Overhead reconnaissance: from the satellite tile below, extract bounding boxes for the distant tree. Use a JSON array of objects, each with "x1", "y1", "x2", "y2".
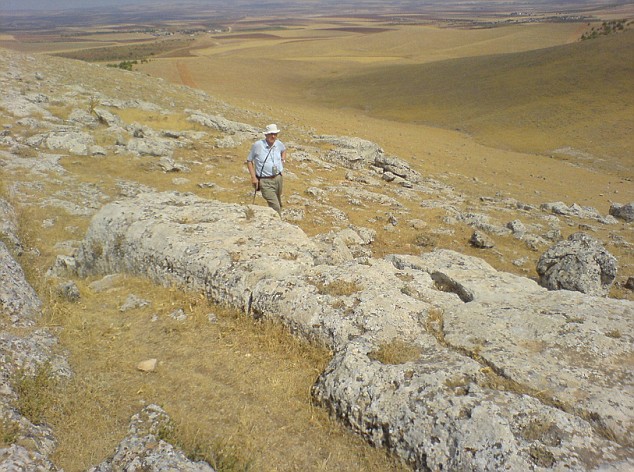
[
  {"x1": 581, "y1": 19, "x2": 630, "y2": 40},
  {"x1": 107, "y1": 60, "x2": 139, "y2": 71}
]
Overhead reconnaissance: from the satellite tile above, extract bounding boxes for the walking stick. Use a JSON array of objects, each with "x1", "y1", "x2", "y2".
[{"x1": 252, "y1": 179, "x2": 259, "y2": 203}]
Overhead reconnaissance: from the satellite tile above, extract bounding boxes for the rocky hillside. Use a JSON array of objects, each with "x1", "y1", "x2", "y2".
[{"x1": 0, "y1": 48, "x2": 632, "y2": 470}]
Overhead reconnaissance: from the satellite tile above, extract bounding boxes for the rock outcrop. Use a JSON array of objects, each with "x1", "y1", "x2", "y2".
[
  {"x1": 0, "y1": 200, "x2": 217, "y2": 471},
  {"x1": 89, "y1": 404, "x2": 216, "y2": 472},
  {"x1": 0, "y1": 231, "x2": 68, "y2": 469},
  {"x1": 61, "y1": 191, "x2": 633, "y2": 471}
]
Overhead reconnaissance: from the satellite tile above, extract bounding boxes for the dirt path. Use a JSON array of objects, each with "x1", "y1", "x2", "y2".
[{"x1": 176, "y1": 61, "x2": 197, "y2": 88}]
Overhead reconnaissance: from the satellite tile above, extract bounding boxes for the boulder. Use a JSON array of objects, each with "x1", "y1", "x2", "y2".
[
  {"x1": 536, "y1": 232, "x2": 618, "y2": 296},
  {"x1": 541, "y1": 201, "x2": 617, "y2": 224},
  {"x1": 26, "y1": 129, "x2": 95, "y2": 155},
  {"x1": 374, "y1": 154, "x2": 422, "y2": 184},
  {"x1": 469, "y1": 230, "x2": 494, "y2": 248},
  {"x1": 93, "y1": 107, "x2": 123, "y2": 127},
  {"x1": 609, "y1": 202, "x2": 634, "y2": 222},
  {"x1": 126, "y1": 136, "x2": 174, "y2": 157},
  {"x1": 186, "y1": 109, "x2": 257, "y2": 135}
]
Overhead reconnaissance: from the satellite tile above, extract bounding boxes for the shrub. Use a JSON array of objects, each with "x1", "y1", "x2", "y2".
[
  {"x1": 11, "y1": 363, "x2": 56, "y2": 425},
  {"x1": 107, "y1": 60, "x2": 139, "y2": 71}
]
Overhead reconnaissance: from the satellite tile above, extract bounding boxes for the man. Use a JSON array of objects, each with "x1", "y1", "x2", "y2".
[{"x1": 246, "y1": 123, "x2": 287, "y2": 215}]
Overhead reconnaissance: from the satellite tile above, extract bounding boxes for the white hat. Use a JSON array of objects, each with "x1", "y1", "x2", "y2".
[{"x1": 263, "y1": 123, "x2": 281, "y2": 135}]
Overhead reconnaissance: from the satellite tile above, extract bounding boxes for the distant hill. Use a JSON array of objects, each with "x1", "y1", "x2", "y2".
[{"x1": 314, "y1": 29, "x2": 634, "y2": 174}]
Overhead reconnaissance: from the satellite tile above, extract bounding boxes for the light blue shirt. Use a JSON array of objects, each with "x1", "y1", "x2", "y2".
[{"x1": 247, "y1": 139, "x2": 286, "y2": 178}]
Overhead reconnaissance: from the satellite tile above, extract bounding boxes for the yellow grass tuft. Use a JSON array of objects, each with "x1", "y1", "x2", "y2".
[{"x1": 368, "y1": 340, "x2": 422, "y2": 365}]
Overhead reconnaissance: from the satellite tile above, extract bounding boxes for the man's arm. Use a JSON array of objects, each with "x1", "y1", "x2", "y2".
[{"x1": 246, "y1": 160, "x2": 259, "y2": 188}]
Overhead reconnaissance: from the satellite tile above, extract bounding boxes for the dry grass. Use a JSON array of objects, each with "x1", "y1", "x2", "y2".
[
  {"x1": 10, "y1": 363, "x2": 57, "y2": 426},
  {"x1": 310, "y1": 29, "x2": 634, "y2": 175},
  {"x1": 313, "y1": 279, "x2": 362, "y2": 297},
  {"x1": 368, "y1": 340, "x2": 422, "y2": 365},
  {"x1": 35, "y1": 275, "x2": 408, "y2": 471}
]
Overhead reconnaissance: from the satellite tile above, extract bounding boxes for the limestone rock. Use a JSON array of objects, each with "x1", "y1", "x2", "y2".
[
  {"x1": 93, "y1": 107, "x2": 122, "y2": 127},
  {"x1": 469, "y1": 230, "x2": 494, "y2": 248},
  {"x1": 120, "y1": 294, "x2": 150, "y2": 312},
  {"x1": 507, "y1": 218, "x2": 527, "y2": 236},
  {"x1": 56, "y1": 280, "x2": 80, "y2": 302},
  {"x1": 0, "y1": 241, "x2": 42, "y2": 326},
  {"x1": 374, "y1": 154, "x2": 421, "y2": 184},
  {"x1": 126, "y1": 136, "x2": 174, "y2": 157},
  {"x1": 71, "y1": 194, "x2": 633, "y2": 470},
  {"x1": 536, "y1": 232, "x2": 618, "y2": 296},
  {"x1": 0, "y1": 444, "x2": 62, "y2": 472},
  {"x1": 88, "y1": 404, "x2": 215, "y2": 472},
  {"x1": 69, "y1": 108, "x2": 100, "y2": 127},
  {"x1": 541, "y1": 201, "x2": 615, "y2": 224},
  {"x1": 88, "y1": 274, "x2": 123, "y2": 293},
  {"x1": 0, "y1": 239, "x2": 72, "y2": 471},
  {"x1": 186, "y1": 109, "x2": 257, "y2": 134},
  {"x1": 137, "y1": 358, "x2": 158, "y2": 372},
  {"x1": 0, "y1": 197, "x2": 22, "y2": 252},
  {"x1": 313, "y1": 134, "x2": 383, "y2": 170},
  {"x1": 31, "y1": 129, "x2": 95, "y2": 155}
]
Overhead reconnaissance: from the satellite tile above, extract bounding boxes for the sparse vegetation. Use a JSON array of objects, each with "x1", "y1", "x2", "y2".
[
  {"x1": 88, "y1": 96, "x2": 98, "y2": 115},
  {"x1": 54, "y1": 39, "x2": 192, "y2": 62},
  {"x1": 313, "y1": 279, "x2": 362, "y2": 296},
  {"x1": 581, "y1": 20, "x2": 632, "y2": 40},
  {"x1": 0, "y1": 419, "x2": 20, "y2": 446},
  {"x1": 11, "y1": 363, "x2": 57, "y2": 426},
  {"x1": 107, "y1": 60, "x2": 138, "y2": 71}
]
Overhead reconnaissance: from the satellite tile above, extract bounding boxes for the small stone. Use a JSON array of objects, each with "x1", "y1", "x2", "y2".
[
  {"x1": 120, "y1": 294, "x2": 150, "y2": 312},
  {"x1": 57, "y1": 281, "x2": 80, "y2": 302},
  {"x1": 170, "y1": 308, "x2": 187, "y2": 321},
  {"x1": 89, "y1": 274, "x2": 123, "y2": 292},
  {"x1": 137, "y1": 358, "x2": 158, "y2": 372}
]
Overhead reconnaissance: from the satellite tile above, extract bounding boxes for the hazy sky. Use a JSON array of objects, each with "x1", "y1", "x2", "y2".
[{"x1": 0, "y1": 0, "x2": 603, "y2": 13}]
